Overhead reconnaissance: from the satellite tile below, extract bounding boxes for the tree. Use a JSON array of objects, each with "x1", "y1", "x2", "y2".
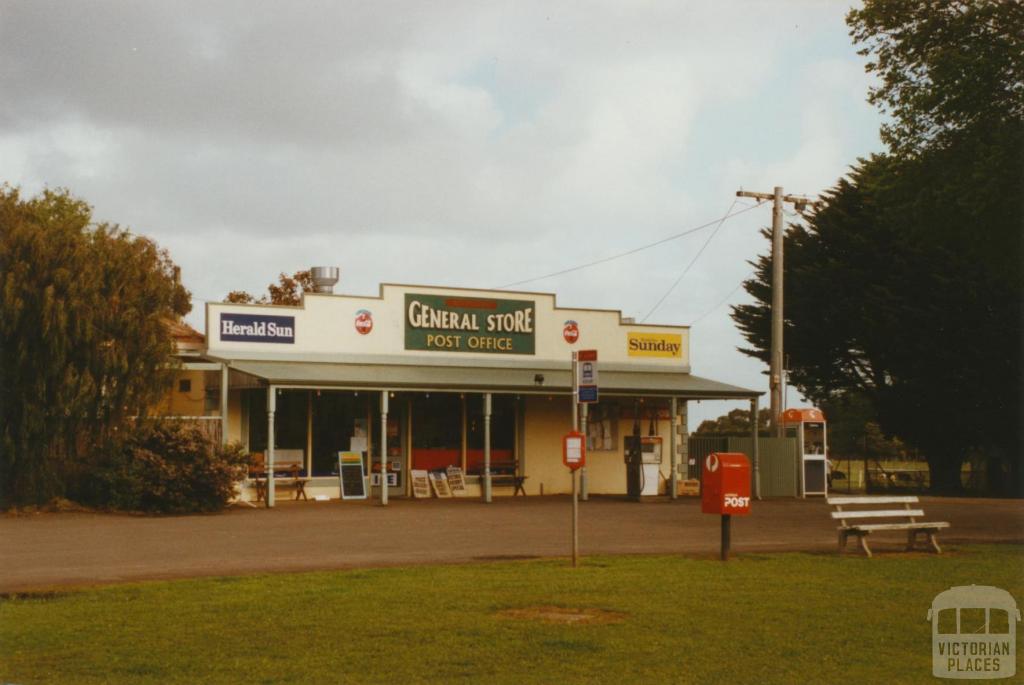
[
  {"x1": 695, "y1": 408, "x2": 769, "y2": 436},
  {"x1": 225, "y1": 270, "x2": 315, "y2": 305},
  {"x1": 0, "y1": 186, "x2": 190, "y2": 506},
  {"x1": 848, "y1": 0, "x2": 1023, "y2": 157},
  {"x1": 732, "y1": 2, "x2": 1022, "y2": 494}
]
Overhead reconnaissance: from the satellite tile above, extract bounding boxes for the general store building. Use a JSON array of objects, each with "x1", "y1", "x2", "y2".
[{"x1": 193, "y1": 271, "x2": 761, "y2": 506}]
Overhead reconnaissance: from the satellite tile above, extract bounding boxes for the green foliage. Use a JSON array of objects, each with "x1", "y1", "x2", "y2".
[
  {"x1": 732, "y1": 3, "x2": 1022, "y2": 494},
  {"x1": 819, "y1": 393, "x2": 906, "y2": 460},
  {"x1": 225, "y1": 269, "x2": 314, "y2": 305},
  {"x1": 694, "y1": 408, "x2": 769, "y2": 436},
  {"x1": 74, "y1": 422, "x2": 249, "y2": 514},
  {"x1": 848, "y1": 0, "x2": 1023, "y2": 156},
  {"x1": 0, "y1": 185, "x2": 190, "y2": 506}
]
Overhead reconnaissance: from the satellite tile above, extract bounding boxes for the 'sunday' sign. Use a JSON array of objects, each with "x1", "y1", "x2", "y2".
[
  {"x1": 405, "y1": 294, "x2": 535, "y2": 354},
  {"x1": 220, "y1": 313, "x2": 295, "y2": 344},
  {"x1": 627, "y1": 331, "x2": 682, "y2": 358}
]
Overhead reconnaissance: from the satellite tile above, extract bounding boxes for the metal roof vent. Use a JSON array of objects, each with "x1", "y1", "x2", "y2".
[{"x1": 310, "y1": 266, "x2": 339, "y2": 293}]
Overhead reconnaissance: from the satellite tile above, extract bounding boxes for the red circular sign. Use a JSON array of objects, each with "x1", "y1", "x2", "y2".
[
  {"x1": 355, "y1": 309, "x2": 373, "y2": 335},
  {"x1": 563, "y1": 320, "x2": 579, "y2": 344}
]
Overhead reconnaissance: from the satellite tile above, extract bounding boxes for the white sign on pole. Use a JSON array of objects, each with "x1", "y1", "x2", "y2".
[{"x1": 565, "y1": 436, "x2": 583, "y2": 465}]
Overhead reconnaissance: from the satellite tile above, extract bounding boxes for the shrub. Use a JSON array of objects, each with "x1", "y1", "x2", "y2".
[{"x1": 75, "y1": 422, "x2": 249, "y2": 514}]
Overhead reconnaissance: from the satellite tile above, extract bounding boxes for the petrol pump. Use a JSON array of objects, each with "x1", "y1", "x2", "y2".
[
  {"x1": 781, "y1": 407, "x2": 828, "y2": 496},
  {"x1": 625, "y1": 405, "x2": 663, "y2": 499}
]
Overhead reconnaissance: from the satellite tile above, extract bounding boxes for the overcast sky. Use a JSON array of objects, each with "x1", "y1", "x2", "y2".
[{"x1": 1, "y1": 1, "x2": 882, "y2": 426}]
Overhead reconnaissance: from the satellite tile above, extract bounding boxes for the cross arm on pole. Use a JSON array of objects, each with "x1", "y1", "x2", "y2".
[{"x1": 736, "y1": 190, "x2": 822, "y2": 210}]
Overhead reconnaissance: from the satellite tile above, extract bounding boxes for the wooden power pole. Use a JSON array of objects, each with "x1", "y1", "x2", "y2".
[{"x1": 736, "y1": 187, "x2": 820, "y2": 436}]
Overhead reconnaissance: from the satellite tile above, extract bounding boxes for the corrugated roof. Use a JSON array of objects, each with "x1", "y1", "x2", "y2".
[{"x1": 227, "y1": 360, "x2": 760, "y2": 399}]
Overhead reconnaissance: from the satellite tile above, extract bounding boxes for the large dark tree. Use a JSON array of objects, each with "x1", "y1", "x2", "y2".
[
  {"x1": 732, "y1": 1, "x2": 1022, "y2": 494},
  {"x1": 848, "y1": 0, "x2": 1023, "y2": 157},
  {"x1": 0, "y1": 186, "x2": 190, "y2": 506}
]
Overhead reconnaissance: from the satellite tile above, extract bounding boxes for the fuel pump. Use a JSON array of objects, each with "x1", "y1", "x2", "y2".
[{"x1": 625, "y1": 402, "x2": 643, "y2": 499}]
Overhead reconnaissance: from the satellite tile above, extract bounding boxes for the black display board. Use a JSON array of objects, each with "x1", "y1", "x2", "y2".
[{"x1": 337, "y1": 452, "x2": 367, "y2": 500}]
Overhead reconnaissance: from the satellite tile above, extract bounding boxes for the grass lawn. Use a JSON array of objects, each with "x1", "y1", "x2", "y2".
[{"x1": 2, "y1": 545, "x2": 1022, "y2": 684}]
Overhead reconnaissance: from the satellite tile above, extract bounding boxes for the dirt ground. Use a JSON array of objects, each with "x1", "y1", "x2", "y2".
[{"x1": 1, "y1": 495, "x2": 1021, "y2": 592}]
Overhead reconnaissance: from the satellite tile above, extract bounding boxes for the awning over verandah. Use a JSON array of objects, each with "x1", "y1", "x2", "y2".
[{"x1": 224, "y1": 359, "x2": 759, "y2": 400}]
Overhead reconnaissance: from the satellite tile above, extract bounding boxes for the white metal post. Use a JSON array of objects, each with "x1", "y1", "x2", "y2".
[
  {"x1": 483, "y1": 393, "x2": 492, "y2": 503},
  {"x1": 306, "y1": 391, "x2": 313, "y2": 476},
  {"x1": 266, "y1": 386, "x2": 276, "y2": 508},
  {"x1": 751, "y1": 396, "x2": 762, "y2": 500},
  {"x1": 220, "y1": 363, "x2": 229, "y2": 446},
  {"x1": 669, "y1": 397, "x2": 678, "y2": 500},
  {"x1": 380, "y1": 390, "x2": 389, "y2": 506}
]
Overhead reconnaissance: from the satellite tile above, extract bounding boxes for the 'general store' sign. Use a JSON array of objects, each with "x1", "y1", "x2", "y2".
[{"x1": 405, "y1": 294, "x2": 535, "y2": 354}]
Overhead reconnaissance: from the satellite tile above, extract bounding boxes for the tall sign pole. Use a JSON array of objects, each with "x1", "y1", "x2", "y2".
[
  {"x1": 569, "y1": 350, "x2": 597, "y2": 567},
  {"x1": 736, "y1": 188, "x2": 820, "y2": 436}
]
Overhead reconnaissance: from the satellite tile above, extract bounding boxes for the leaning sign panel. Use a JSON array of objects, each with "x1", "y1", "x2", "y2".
[{"x1": 404, "y1": 294, "x2": 536, "y2": 355}]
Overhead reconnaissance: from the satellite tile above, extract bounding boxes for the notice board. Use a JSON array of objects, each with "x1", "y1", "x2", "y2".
[{"x1": 337, "y1": 451, "x2": 367, "y2": 500}]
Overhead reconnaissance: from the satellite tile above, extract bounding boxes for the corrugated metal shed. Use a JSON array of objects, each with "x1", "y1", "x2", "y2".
[{"x1": 728, "y1": 437, "x2": 798, "y2": 498}]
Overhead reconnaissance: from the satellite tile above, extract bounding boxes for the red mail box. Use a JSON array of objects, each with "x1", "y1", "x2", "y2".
[{"x1": 701, "y1": 452, "x2": 751, "y2": 515}]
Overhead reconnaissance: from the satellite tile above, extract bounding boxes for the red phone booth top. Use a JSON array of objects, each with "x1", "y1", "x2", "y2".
[
  {"x1": 781, "y1": 408, "x2": 825, "y2": 424},
  {"x1": 701, "y1": 452, "x2": 751, "y2": 516}
]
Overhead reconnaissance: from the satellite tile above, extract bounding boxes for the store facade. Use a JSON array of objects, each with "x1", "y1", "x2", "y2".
[{"x1": 201, "y1": 280, "x2": 761, "y2": 506}]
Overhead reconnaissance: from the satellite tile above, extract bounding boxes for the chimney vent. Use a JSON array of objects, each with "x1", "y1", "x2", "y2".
[{"x1": 310, "y1": 266, "x2": 339, "y2": 293}]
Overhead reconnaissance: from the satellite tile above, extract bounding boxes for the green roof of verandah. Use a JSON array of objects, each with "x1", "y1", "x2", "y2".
[{"x1": 225, "y1": 360, "x2": 761, "y2": 400}]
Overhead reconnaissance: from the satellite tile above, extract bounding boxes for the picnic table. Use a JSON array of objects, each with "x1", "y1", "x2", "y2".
[{"x1": 249, "y1": 454, "x2": 310, "y2": 502}]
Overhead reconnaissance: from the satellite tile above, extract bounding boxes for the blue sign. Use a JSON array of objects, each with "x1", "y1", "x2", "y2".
[
  {"x1": 578, "y1": 385, "x2": 599, "y2": 403},
  {"x1": 220, "y1": 313, "x2": 295, "y2": 343}
]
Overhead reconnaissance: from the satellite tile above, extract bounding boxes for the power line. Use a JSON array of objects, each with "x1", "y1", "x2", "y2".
[
  {"x1": 493, "y1": 201, "x2": 766, "y2": 289},
  {"x1": 640, "y1": 199, "x2": 738, "y2": 323},
  {"x1": 689, "y1": 278, "x2": 748, "y2": 327}
]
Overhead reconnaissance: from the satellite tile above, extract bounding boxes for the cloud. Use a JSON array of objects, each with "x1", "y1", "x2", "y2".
[{"x1": 0, "y1": 0, "x2": 879, "y2": 426}]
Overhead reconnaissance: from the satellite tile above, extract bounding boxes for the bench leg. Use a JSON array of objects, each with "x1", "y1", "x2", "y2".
[
  {"x1": 927, "y1": 532, "x2": 942, "y2": 554},
  {"x1": 858, "y1": 533, "x2": 873, "y2": 558}
]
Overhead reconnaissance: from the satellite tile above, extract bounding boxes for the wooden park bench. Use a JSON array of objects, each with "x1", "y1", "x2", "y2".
[
  {"x1": 249, "y1": 452, "x2": 310, "y2": 503},
  {"x1": 827, "y1": 495, "x2": 950, "y2": 558},
  {"x1": 469, "y1": 460, "x2": 528, "y2": 496}
]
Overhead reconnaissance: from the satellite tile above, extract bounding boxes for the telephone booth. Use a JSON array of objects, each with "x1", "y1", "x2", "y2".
[{"x1": 782, "y1": 408, "x2": 827, "y2": 497}]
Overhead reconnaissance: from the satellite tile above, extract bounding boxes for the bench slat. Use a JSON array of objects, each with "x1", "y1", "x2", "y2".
[
  {"x1": 839, "y1": 522, "x2": 949, "y2": 532},
  {"x1": 831, "y1": 509, "x2": 925, "y2": 520},
  {"x1": 827, "y1": 496, "x2": 919, "y2": 505}
]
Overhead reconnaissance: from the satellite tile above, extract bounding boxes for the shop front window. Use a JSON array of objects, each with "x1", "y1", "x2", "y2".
[
  {"x1": 467, "y1": 394, "x2": 514, "y2": 473},
  {"x1": 311, "y1": 391, "x2": 369, "y2": 477},
  {"x1": 245, "y1": 389, "x2": 308, "y2": 470},
  {"x1": 411, "y1": 393, "x2": 462, "y2": 470}
]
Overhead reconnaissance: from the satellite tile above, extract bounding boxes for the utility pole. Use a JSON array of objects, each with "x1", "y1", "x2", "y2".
[{"x1": 736, "y1": 187, "x2": 820, "y2": 436}]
